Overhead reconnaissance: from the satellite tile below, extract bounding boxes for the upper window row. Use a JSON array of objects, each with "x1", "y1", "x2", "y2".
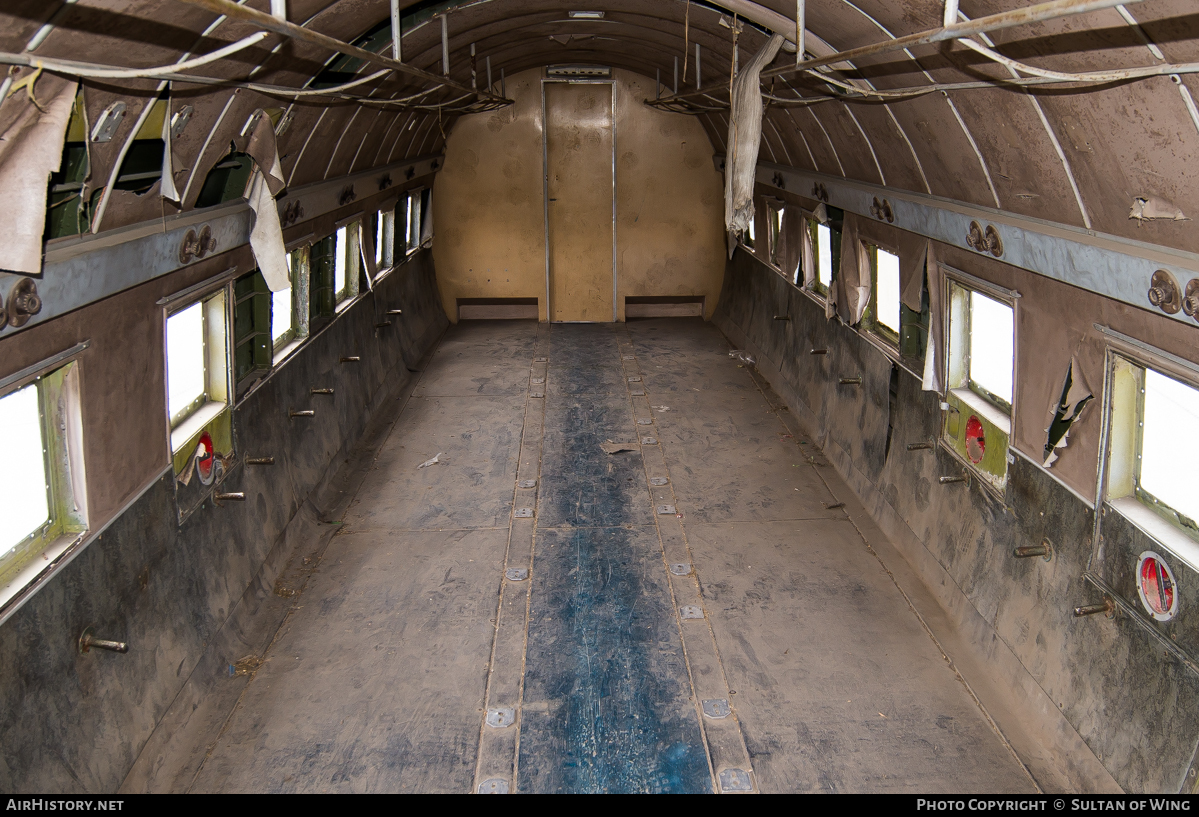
[
  {"x1": 756, "y1": 199, "x2": 1199, "y2": 580},
  {"x1": 167, "y1": 191, "x2": 430, "y2": 445}
]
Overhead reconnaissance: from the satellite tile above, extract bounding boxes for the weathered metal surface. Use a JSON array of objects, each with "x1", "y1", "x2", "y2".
[
  {"x1": 0, "y1": 157, "x2": 441, "y2": 337},
  {"x1": 711, "y1": 249, "x2": 1199, "y2": 792},
  {"x1": 517, "y1": 323, "x2": 710, "y2": 793},
  {"x1": 756, "y1": 161, "x2": 1199, "y2": 327},
  {"x1": 0, "y1": 254, "x2": 449, "y2": 792}
]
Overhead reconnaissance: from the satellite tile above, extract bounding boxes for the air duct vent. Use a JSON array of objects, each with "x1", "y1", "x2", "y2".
[{"x1": 547, "y1": 64, "x2": 611, "y2": 78}]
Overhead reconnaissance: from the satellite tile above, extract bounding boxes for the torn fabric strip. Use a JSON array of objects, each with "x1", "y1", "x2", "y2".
[
  {"x1": 724, "y1": 33, "x2": 784, "y2": 237},
  {"x1": 238, "y1": 110, "x2": 289, "y2": 292},
  {"x1": 1043, "y1": 355, "x2": 1094, "y2": 467},
  {"x1": 922, "y1": 241, "x2": 943, "y2": 393},
  {"x1": 0, "y1": 75, "x2": 78, "y2": 274}
]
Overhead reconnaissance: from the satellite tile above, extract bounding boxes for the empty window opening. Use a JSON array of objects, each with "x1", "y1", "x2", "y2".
[
  {"x1": 1140, "y1": 369, "x2": 1199, "y2": 527},
  {"x1": 166, "y1": 291, "x2": 228, "y2": 450},
  {"x1": 1, "y1": 385, "x2": 50, "y2": 558},
  {"x1": 1105, "y1": 354, "x2": 1199, "y2": 569},
  {"x1": 968, "y1": 290, "x2": 1014, "y2": 409},
  {"x1": 376, "y1": 209, "x2": 395, "y2": 270},
  {"x1": 944, "y1": 275, "x2": 1015, "y2": 491},
  {"x1": 405, "y1": 191, "x2": 423, "y2": 254},
  {"x1": 875, "y1": 248, "x2": 901, "y2": 336},
  {"x1": 167, "y1": 301, "x2": 207, "y2": 424},
  {"x1": 865, "y1": 244, "x2": 901, "y2": 344},
  {"x1": 335, "y1": 222, "x2": 361, "y2": 305},
  {"x1": 334, "y1": 225, "x2": 348, "y2": 298},
  {"x1": 0, "y1": 361, "x2": 88, "y2": 597},
  {"x1": 807, "y1": 219, "x2": 838, "y2": 296},
  {"x1": 420, "y1": 188, "x2": 433, "y2": 246},
  {"x1": 273, "y1": 257, "x2": 295, "y2": 347}
]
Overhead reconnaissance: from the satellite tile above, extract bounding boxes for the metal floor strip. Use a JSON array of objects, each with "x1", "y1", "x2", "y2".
[
  {"x1": 617, "y1": 326, "x2": 758, "y2": 794},
  {"x1": 472, "y1": 322, "x2": 551, "y2": 793}
]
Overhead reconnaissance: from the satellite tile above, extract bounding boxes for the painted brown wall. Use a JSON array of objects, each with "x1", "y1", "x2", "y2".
[
  {"x1": 0, "y1": 182, "x2": 431, "y2": 537},
  {"x1": 432, "y1": 68, "x2": 725, "y2": 322}
]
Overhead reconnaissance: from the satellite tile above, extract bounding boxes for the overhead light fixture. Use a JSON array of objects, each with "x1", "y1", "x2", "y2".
[{"x1": 568, "y1": 11, "x2": 605, "y2": 19}]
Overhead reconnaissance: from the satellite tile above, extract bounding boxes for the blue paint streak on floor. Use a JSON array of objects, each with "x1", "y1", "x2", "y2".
[
  {"x1": 519, "y1": 526, "x2": 710, "y2": 793},
  {"x1": 517, "y1": 325, "x2": 710, "y2": 793}
]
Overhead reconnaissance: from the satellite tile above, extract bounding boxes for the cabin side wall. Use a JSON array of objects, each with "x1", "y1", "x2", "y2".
[
  {"x1": 0, "y1": 241, "x2": 448, "y2": 793},
  {"x1": 714, "y1": 242, "x2": 1199, "y2": 794}
]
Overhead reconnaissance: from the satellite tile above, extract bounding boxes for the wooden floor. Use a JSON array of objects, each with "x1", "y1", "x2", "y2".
[{"x1": 188, "y1": 319, "x2": 1037, "y2": 793}]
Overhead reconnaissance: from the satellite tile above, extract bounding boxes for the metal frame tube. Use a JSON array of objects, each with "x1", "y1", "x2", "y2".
[
  {"x1": 391, "y1": 0, "x2": 402, "y2": 61},
  {"x1": 662, "y1": 0, "x2": 1143, "y2": 103},
  {"x1": 172, "y1": 0, "x2": 501, "y2": 101}
]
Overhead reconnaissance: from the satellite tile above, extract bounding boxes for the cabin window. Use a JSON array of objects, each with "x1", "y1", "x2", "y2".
[
  {"x1": 310, "y1": 234, "x2": 337, "y2": 324},
  {"x1": 334, "y1": 225, "x2": 348, "y2": 300},
  {"x1": 233, "y1": 271, "x2": 272, "y2": 392},
  {"x1": 766, "y1": 200, "x2": 785, "y2": 269},
  {"x1": 807, "y1": 219, "x2": 838, "y2": 297},
  {"x1": 309, "y1": 225, "x2": 359, "y2": 326},
  {"x1": 420, "y1": 188, "x2": 433, "y2": 246},
  {"x1": 376, "y1": 209, "x2": 395, "y2": 271},
  {"x1": 404, "y1": 191, "x2": 423, "y2": 255},
  {"x1": 966, "y1": 290, "x2": 1014, "y2": 409},
  {"x1": 864, "y1": 244, "x2": 901, "y2": 346},
  {"x1": 1105, "y1": 355, "x2": 1199, "y2": 567},
  {"x1": 0, "y1": 361, "x2": 87, "y2": 598},
  {"x1": 167, "y1": 291, "x2": 229, "y2": 451},
  {"x1": 333, "y1": 222, "x2": 361, "y2": 306},
  {"x1": 943, "y1": 274, "x2": 1016, "y2": 490},
  {"x1": 1140, "y1": 370, "x2": 1199, "y2": 527},
  {"x1": 273, "y1": 258, "x2": 295, "y2": 348}
]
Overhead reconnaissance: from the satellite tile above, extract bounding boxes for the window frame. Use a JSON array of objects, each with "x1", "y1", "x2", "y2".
[
  {"x1": 940, "y1": 265, "x2": 1019, "y2": 493},
  {"x1": 165, "y1": 288, "x2": 230, "y2": 453},
  {"x1": 274, "y1": 245, "x2": 311, "y2": 362},
  {"x1": 0, "y1": 351, "x2": 89, "y2": 608},
  {"x1": 945, "y1": 272, "x2": 1017, "y2": 416},
  {"x1": 806, "y1": 218, "x2": 839, "y2": 299},
  {"x1": 333, "y1": 223, "x2": 362, "y2": 306},
  {"x1": 405, "y1": 190, "x2": 423, "y2": 256},
  {"x1": 375, "y1": 208, "x2": 395, "y2": 273},
  {"x1": 862, "y1": 242, "x2": 902, "y2": 349}
]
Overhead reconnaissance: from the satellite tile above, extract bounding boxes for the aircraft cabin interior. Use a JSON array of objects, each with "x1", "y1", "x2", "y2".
[{"x1": 2, "y1": 0, "x2": 1199, "y2": 796}]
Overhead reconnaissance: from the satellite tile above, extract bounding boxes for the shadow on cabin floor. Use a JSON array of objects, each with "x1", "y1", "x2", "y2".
[{"x1": 178, "y1": 318, "x2": 1036, "y2": 794}]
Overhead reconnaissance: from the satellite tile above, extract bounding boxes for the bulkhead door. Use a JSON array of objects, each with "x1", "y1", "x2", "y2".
[{"x1": 543, "y1": 81, "x2": 615, "y2": 322}]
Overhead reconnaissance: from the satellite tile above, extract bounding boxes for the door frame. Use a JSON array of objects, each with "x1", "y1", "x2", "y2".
[{"x1": 541, "y1": 77, "x2": 617, "y2": 323}]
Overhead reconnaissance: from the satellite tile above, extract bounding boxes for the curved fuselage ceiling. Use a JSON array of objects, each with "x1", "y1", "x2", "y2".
[{"x1": 1, "y1": 0, "x2": 1195, "y2": 251}]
